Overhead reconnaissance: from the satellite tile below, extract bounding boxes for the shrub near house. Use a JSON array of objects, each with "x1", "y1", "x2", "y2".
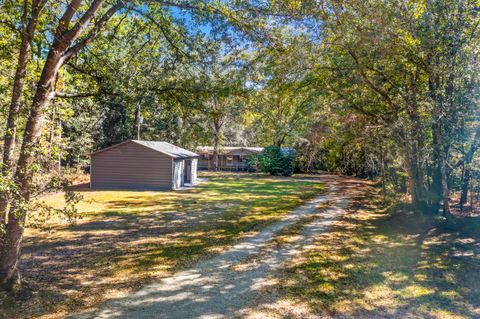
[{"x1": 258, "y1": 145, "x2": 295, "y2": 176}]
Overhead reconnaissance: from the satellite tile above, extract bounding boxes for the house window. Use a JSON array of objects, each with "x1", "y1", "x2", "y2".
[{"x1": 226, "y1": 156, "x2": 233, "y2": 165}]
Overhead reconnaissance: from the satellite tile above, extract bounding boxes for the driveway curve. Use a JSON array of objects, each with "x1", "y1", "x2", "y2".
[{"x1": 73, "y1": 174, "x2": 362, "y2": 319}]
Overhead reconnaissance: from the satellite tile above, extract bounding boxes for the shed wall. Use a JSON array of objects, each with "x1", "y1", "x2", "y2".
[{"x1": 91, "y1": 142, "x2": 173, "y2": 190}]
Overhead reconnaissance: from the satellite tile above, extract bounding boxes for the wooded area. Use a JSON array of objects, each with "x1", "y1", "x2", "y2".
[{"x1": 0, "y1": 0, "x2": 479, "y2": 294}]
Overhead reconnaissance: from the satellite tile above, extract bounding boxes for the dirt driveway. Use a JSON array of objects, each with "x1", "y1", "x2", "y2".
[{"x1": 72, "y1": 174, "x2": 366, "y2": 319}]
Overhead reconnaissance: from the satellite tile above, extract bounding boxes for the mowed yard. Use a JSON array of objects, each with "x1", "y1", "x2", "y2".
[
  {"x1": 2, "y1": 172, "x2": 480, "y2": 319},
  {"x1": 0, "y1": 172, "x2": 325, "y2": 319}
]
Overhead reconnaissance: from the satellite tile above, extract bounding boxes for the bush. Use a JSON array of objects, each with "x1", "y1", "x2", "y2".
[
  {"x1": 258, "y1": 145, "x2": 294, "y2": 176},
  {"x1": 246, "y1": 154, "x2": 260, "y2": 172}
]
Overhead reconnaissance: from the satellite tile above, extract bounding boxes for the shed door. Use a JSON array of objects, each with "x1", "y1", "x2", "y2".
[{"x1": 184, "y1": 160, "x2": 192, "y2": 184}]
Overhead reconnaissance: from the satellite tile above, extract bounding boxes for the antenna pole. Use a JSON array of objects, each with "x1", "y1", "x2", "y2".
[{"x1": 136, "y1": 103, "x2": 142, "y2": 140}]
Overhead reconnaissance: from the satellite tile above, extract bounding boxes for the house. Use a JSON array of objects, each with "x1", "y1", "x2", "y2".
[
  {"x1": 90, "y1": 140, "x2": 199, "y2": 190},
  {"x1": 196, "y1": 146, "x2": 264, "y2": 171}
]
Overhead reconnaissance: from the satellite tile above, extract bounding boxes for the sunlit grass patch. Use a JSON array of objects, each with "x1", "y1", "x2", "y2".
[{"x1": 5, "y1": 172, "x2": 324, "y2": 319}]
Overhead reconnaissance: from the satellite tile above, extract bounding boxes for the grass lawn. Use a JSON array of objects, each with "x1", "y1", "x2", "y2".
[
  {"x1": 1, "y1": 172, "x2": 324, "y2": 319},
  {"x1": 262, "y1": 185, "x2": 480, "y2": 319}
]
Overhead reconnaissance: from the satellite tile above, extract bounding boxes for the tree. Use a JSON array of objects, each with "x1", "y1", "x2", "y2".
[
  {"x1": 258, "y1": 145, "x2": 294, "y2": 176},
  {"x1": 246, "y1": 40, "x2": 319, "y2": 147},
  {"x1": 181, "y1": 43, "x2": 249, "y2": 170},
  {"x1": 1, "y1": 0, "x2": 126, "y2": 290},
  {"x1": 279, "y1": 0, "x2": 480, "y2": 214},
  {"x1": 0, "y1": 0, "x2": 256, "y2": 291}
]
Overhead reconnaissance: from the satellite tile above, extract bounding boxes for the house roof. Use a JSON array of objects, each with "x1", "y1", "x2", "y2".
[
  {"x1": 196, "y1": 146, "x2": 264, "y2": 155},
  {"x1": 91, "y1": 140, "x2": 199, "y2": 159},
  {"x1": 196, "y1": 146, "x2": 295, "y2": 156}
]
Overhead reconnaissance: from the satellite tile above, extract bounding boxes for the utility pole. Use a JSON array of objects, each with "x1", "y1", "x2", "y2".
[
  {"x1": 137, "y1": 115, "x2": 143, "y2": 140},
  {"x1": 136, "y1": 102, "x2": 142, "y2": 140}
]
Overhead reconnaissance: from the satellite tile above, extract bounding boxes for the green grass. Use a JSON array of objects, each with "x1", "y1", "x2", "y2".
[
  {"x1": 3, "y1": 172, "x2": 324, "y2": 319},
  {"x1": 275, "y1": 188, "x2": 480, "y2": 319}
]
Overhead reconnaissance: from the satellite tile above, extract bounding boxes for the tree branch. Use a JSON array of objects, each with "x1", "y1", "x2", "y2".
[
  {"x1": 66, "y1": 63, "x2": 102, "y2": 81},
  {"x1": 60, "y1": 0, "x2": 105, "y2": 45},
  {"x1": 347, "y1": 47, "x2": 399, "y2": 115},
  {"x1": 53, "y1": 92, "x2": 99, "y2": 99},
  {"x1": 142, "y1": 0, "x2": 205, "y2": 11},
  {"x1": 126, "y1": 5, "x2": 191, "y2": 58},
  {"x1": 326, "y1": 83, "x2": 388, "y2": 122},
  {"x1": 55, "y1": 0, "x2": 83, "y2": 38},
  {"x1": 63, "y1": 1, "x2": 125, "y2": 61}
]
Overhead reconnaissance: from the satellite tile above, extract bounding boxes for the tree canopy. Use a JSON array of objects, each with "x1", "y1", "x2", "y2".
[{"x1": 0, "y1": 0, "x2": 479, "y2": 291}]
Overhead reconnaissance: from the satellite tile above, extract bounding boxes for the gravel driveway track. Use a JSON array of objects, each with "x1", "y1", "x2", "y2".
[{"x1": 72, "y1": 174, "x2": 361, "y2": 319}]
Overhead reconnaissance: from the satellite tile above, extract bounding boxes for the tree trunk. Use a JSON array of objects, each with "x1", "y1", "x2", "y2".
[
  {"x1": 2, "y1": 1, "x2": 43, "y2": 171},
  {"x1": 431, "y1": 122, "x2": 451, "y2": 215},
  {"x1": 274, "y1": 132, "x2": 286, "y2": 147},
  {"x1": 470, "y1": 180, "x2": 474, "y2": 210},
  {"x1": 404, "y1": 152, "x2": 424, "y2": 208},
  {"x1": 0, "y1": 44, "x2": 65, "y2": 288},
  {"x1": 460, "y1": 168, "x2": 471, "y2": 208},
  {"x1": 1, "y1": 1, "x2": 43, "y2": 225},
  {"x1": 430, "y1": 122, "x2": 443, "y2": 213},
  {"x1": 439, "y1": 149, "x2": 450, "y2": 215},
  {"x1": 0, "y1": 215, "x2": 25, "y2": 290},
  {"x1": 0, "y1": 0, "x2": 120, "y2": 289},
  {"x1": 212, "y1": 119, "x2": 220, "y2": 171},
  {"x1": 48, "y1": 75, "x2": 61, "y2": 172},
  {"x1": 460, "y1": 127, "x2": 480, "y2": 208},
  {"x1": 379, "y1": 140, "x2": 387, "y2": 201},
  {"x1": 436, "y1": 151, "x2": 450, "y2": 217},
  {"x1": 400, "y1": 132, "x2": 427, "y2": 211},
  {"x1": 57, "y1": 116, "x2": 62, "y2": 173}
]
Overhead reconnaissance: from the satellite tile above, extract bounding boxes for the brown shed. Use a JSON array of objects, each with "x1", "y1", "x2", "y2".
[{"x1": 90, "y1": 140, "x2": 198, "y2": 190}]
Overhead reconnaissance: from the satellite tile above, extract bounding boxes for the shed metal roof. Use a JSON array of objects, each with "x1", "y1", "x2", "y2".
[
  {"x1": 91, "y1": 140, "x2": 199, "y2": 159},
  {"x1": 133, "y1": 140, "x2": 198, "y2": 158}
]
